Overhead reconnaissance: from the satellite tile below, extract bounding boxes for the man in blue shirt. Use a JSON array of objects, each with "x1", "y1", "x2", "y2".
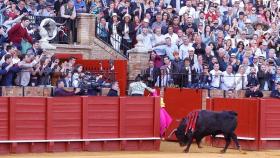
[
  {"x1": 74, "y1": 0, "x2": 86, "y2": 13},
  {"x1": 153, "y1": 37, "x2": 178, "y2": 60}
]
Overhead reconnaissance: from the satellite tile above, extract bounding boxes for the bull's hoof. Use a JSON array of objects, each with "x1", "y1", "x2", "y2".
[
  {"x1": 220, "y1": 149, "x2": 226, "y2": 153},
  {"x1": 183, "y1": 149, "x2": 189, "y2": 153}
]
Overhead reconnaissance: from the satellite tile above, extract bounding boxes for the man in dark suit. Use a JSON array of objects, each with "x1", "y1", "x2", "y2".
[
  {"x1": 144, "y1": 60, "x2": 160, "y2": 87},
  {"x1": 26, "y1": 40, "x2": 43, "y2": 56}
]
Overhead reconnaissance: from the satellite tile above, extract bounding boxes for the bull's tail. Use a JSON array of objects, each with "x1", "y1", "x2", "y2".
[{"x1": 228, "y1": 111, "x2": 238, "y2": 116}]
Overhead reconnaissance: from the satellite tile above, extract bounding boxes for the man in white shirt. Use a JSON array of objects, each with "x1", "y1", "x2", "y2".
[
  {"x1": 221, "y1": 65, "x2": 235, "y2": 90},
  {"x1": 179, "y1": 36, "x2": 192, "y2": 60},
  {"x1": 164, "y1": 26, "x2": 179, "y2": 45},
  {"x1": 209, "y1": 62, "x2": 222, "y2": 88},
  {"x1": 179, "y1": 0, "x2": 196, "y2": 17},
  {"x1": 137, "y1": 27, "x2": 153, "y2": 50}
]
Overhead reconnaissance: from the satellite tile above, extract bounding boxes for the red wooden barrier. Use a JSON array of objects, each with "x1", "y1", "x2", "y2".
[
  {"x1": 259, "y1": 99, "x2": 280, "y2": 150},
  {"x1": 164, "y1": 88, "x2": 202, "y2": 140},
  {"x1": 207, "y1": 98, "x2": 260, "y2": 150},
  {"x1": 76, "y1": 60, "x2": 127, "y2": 96},
  {"x1": 0, "y1": 96, "x2": 159, "y2": 154}
]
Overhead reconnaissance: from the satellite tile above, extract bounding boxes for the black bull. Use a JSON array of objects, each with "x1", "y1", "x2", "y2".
[{"x1": 169, "y1": 110, "x2": 240, "y2": 153}]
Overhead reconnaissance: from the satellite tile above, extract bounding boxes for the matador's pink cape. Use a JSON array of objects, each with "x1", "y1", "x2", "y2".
[{"x1": 152, "y1": 91, "x2": 172, "y2": 137}]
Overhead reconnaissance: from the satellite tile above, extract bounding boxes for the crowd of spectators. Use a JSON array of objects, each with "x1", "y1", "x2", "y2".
[
  {"x1": 0, "y1": 0, "x2": 89, "y2": 94},
  {"x1": 94, "y1": 0, "x2": 280, "y2": 95}
]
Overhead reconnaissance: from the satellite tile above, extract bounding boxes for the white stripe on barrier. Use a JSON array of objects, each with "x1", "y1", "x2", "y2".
[
  {"x1": 0, "y1": 137, "x2": 161, "y2": 143},
  {"x1": 261, "y1": 138, "x2": 280, "y2": 141},
  {"x1": 215, "y1": 135, "x2": 256, "y2": 140}
]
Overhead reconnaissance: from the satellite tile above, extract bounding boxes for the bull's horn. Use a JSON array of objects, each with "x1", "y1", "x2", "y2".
[
  {"x1": 56, "y1": 21, "x2": 67, "y2": 26},
  {"x1": 167, "y1": 128, "x2": 177, "y2": 138}
]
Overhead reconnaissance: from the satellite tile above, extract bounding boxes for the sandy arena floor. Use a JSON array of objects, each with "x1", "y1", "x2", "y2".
[{"x1": 1, "y1": 141, "x2": 280, "y2": 158}]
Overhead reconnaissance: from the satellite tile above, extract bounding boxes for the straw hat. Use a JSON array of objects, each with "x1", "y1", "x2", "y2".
[{"x1": 123, "y1": 13, "x2": 131, "y2": 19}]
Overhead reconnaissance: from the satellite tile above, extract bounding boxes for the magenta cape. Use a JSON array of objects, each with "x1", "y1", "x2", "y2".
[{"x1": 160, "y1": 107, "x2": 172, "y2": 137}]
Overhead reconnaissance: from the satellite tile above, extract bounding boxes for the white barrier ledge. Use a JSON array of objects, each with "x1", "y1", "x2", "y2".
[
  {"x1": 0, "y1": 137, "x2": 161, "y2": 143},
  {"x1": 215, "y1": 135, "x2": 256, "y2": 140}
]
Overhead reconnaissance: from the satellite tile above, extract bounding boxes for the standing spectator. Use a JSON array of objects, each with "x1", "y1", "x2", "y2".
[
  {"x1": 164, "y1": 26, "x2": 179, "y2": 45},
  {"x1": 198, "y1": 64, "x2": 212, "y2": 89},
  {"x1": 97, "y1": 17, "x2": 109, "y2": 42},
  {"x1": 60, "y1": 0, "x2": 76, "y2": 20},
  {"x1": 109, "y1": 13, "x2": 121, "y2": 51},
  {"x1": 235, "y1": 65, "x2": 248, "y2": 90},
  {"x1": 62, "y1": 69, "x2": 72, "y2": 87},
  {"x1": 180, "y1": 57, "x2": 197, "y2": 88},
  {"x1": 8, "y1": 17, "x2": 33, "y2": 49},
  {"x1": 245, "y1": 83, "x2": 263, "y2": 98},
  {"x1": 26, "y1": 40, "x2": 43, "y2": 56},
  {"x1": 117, "y1": 13, "x2": 135, "y2": 56},
  {"x1": 74, "y1": 0, "x2": 87, "y2": 13},
  {"x1": 203, "y1": 46, "x2": 214, "y2": 66},
  {"x1": 0, "y1": 54, "x2": 18, "y2": 86},
  {"x1": 247, "y1": 66, "x2": 259, "y2": 87},
  {"x1": 210, "y1": 62, "x2": 222, "y2": 89},
  {"x1": 221, "y1": 64, "x2": 235, "y2": 90},
  {"x1": 143, "y1": 60, "x2": 160, "y2": 87},
  {"x1": 0, "y1": 25, "x2": 7, "y2": 45},
  {"x1": 137, "y1": 27, "x2": 153, "y2": 50},
  {"x1": 257, "y1": 64, "x2": 272, "y2": 90},
  {"x1": 16, "y1": 54, "x2": 40, "y2": 86}
]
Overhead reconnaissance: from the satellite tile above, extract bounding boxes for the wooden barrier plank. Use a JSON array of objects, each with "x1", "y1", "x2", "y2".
[{"x1": 259, "y1": 99, "x2": 280, "y2": 150}]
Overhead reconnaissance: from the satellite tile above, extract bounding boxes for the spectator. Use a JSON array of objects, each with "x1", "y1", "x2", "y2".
[
  {"x1": 270, "y1": 81, "x2": 280, "y2": 98},
  {"x1": 61, "y1": 69, "x2": 72, "y2": 87},
  {"x1": 180, "y1": 57, "x2": 197, "y2": 88},
  {"x1": 153, "y1": 37, "x2": 178, "y2": 60},
  {"x1": 235, "y1": 65, "x2": 248, "y2": 90},
  {"x1": 257, "y1": 64, "x2": 272, "y2": 91},
  {"x1": 128, "y1": 74, "x2": 154, "y2": 96},
  {"x1": 74, "y1": 0, "x2": 87, "y2": 13},
  {"x1": 117, "y1": 13, "x2": 134, "y2": 56},
  {"x1": 107, "y1": 81, "x2": 119, "y2": 96},
  {"x1": 26, "y1": 40, "x2": 42, "y2": 56},
  {"x1": 137, "y1": 27, "x2": 153, "y2": 50},
  {"x1": 16, "y1": 0, "x2": 28, "y2": 15},
  {"x1": 221, "y1": 64, "x2": 235, "y2": 90},
  {"x1": 245, "y1": 83, "x2": 264, "y2": 98},
  {"x1": 72, "y1": 64, "x2": 83, "y2": 88},
  {"x1": 198, "y1": 64, "x2": 212, "y2": 89},
  {"x1": 16, "y1": 54, "x2": 40, "y2": 86},
  {"x1": 179, "y1": 36, "x2": 192, "y2": 60},
  {"x1": 39, "y1": 2, "x2": 56, "y2": 17},
  {"x1": 144, "y1": 60, "x2": 160, "y2": 87},
  {"x1": 54, "y1": 0, "x2": 68, "y2": 16},
  {"x1": 60, "y1": 0, "x2": 76, "y2": 20},
  {"x1": 8, "y1": 16, "x2": 33, "y2": 49},
  {"x1": 0, "y1": 25, "x2": 7, "y2": 45},
  {"x1": 210, "y1": 62, "x2": 222, "y2": 89},
  {"x1": 54, "y1": 79, "x2": 80, "y2": 96},
  {"x1": 0, "y1": 54, "x2": 20, "y2": 86},
  {"x1": 226, "y1": 89, "x2": 236, "y2": 98}
]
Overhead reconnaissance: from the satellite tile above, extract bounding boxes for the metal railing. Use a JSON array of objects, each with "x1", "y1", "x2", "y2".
[
  {"x1": 28, "y1": 15, "x2": 77, "y2": 44},
  {"x1": 95, "y1": 17, "x2": 129, "y2": 58},
  {"x1": 140, "y1": 71, "x2": 276, "y2": 91}
]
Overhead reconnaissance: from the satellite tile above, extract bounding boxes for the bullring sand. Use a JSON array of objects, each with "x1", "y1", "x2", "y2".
[{"x1": 2, "y1": 141, "x2": 280, "y2": 158}]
